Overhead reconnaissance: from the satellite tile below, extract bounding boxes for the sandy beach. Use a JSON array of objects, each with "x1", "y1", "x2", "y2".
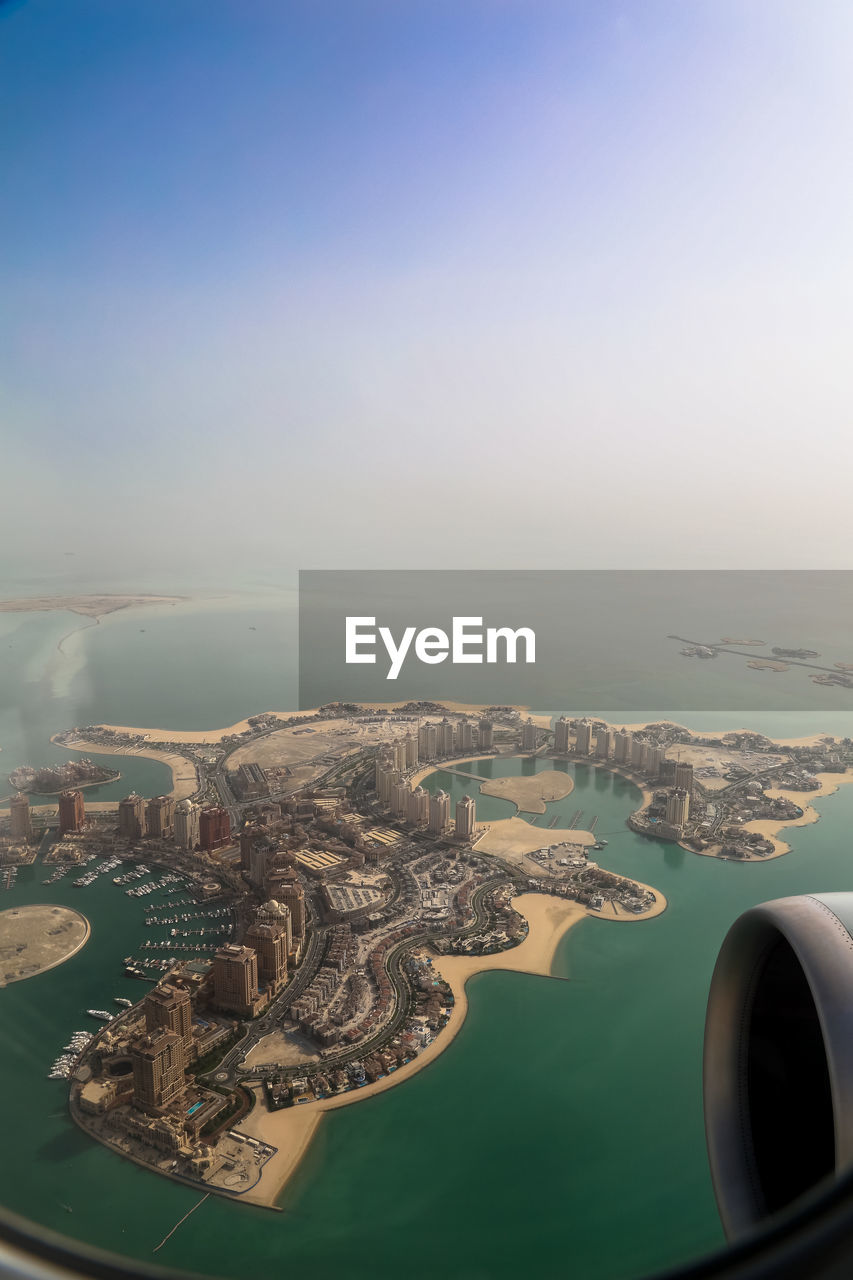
[
  {"x1": 235, "y1": 886, "x2": 668, "y2": 1206},
  {"x1": 608, "y1": 721, "x2": 837, "y2": 750},
  {"x1": 49, "y1": 735, "x2": 199, "y2": 802},
  {"x1": 87, "y1": 702, "x2": 552, "y2": 748},
  {"x1": 737, "y1": 770, "x2": 853, "y2": 856},
  {"x1": 475, "y1": 816, "x2": 595, "y2": 858}
]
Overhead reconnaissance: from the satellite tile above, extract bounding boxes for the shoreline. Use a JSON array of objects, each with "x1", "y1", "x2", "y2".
[
  {"x1": 48, "y1": 734, "x2": 198, "y2": 803},
  {"x1": 238, "y1": 885, "x2": 668, "y2": 1207},
  {"x1": 235, "y1": 892, "x2": 591, "y2": 1207},
  {"x1": 80, "y1": 702, "x2": 549, "y2": 748},
  {"x1": 729, "y1": 769, "x2": 853, "y2": 858}
]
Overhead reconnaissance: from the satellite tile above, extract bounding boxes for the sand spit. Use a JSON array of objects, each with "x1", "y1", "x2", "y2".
[{"x1": 0, "y1": 594, "x2": 186, "y2": 618}]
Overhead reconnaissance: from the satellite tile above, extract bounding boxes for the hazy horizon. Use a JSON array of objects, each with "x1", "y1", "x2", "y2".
[{"x1": 4, "y1": 1, "x2": 853, "y2": 582}]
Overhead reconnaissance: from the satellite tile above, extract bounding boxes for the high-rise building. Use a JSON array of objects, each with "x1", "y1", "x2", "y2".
[
  {"x1": 199, "y1": 807, "x2": 231, "y2": 851},
  {"x1": 212, "y1": 944, "x2": 260, "y2": 1017},
  {"x1": 245, "y1": 921, "x2": 288, "y2": 994},
  {"x1": 595, "y1": 728, "x2": 614, "y2": 759},
  {"x1": 146, "y1": 795, "x2": 175, "y2": 839},
  {"x1": 174, "y1": 800, "x2": 200, "y2": 850},
  {"x1": 665, "y1": 788, "x2": 690, "y2": 828},
  {"x1": 428, "y1": 790, "x2": 450, "y2": 835},
  {"x1": 377, "y1": 766, "x2": 399, "y2": 806},
  {"x1": 248, "y1": 837, "x2": 275, "y2": 887},
  {"x1": 553, "y1": 717, "x2": 571, "y2": 753},
  {"x1": 575, "y1": 720, "x2": 594, "y2": 755},
  {"x1": 118, "y1": 794, "x2": 146, "y2": 840},
  {"x1": 404, "y1": 734, "x2": 419, "y2": 768},
  {"x1": 478, "y1": 719, "x2": 494, "y2": 750},
  {"x1": 521, "y1": 719, "x2": 538, "y2": 751},
  {"x1": 144, "y1": 983, "x2": 193, "y2": 1058},
  {"x1": 238, "y1": 823, "x2": 255, "y2": 872},
  {"x1": 437, "y1": 720, "x2": 454, "y2": 757},
  {"x1": 418, "y1": 723, "x2": 438, "y2": 759},
  {"x1": 455, "y1": 794, "x2": 476, "y2": 839},
  {"x1": 277, "y1": 878, "x2": 306, "y2": 940},
  {"x1": 58, "y1": 789, "x2": 85, "y2": 835},
  {"x1": 457, "y1": 720, "x2": 474, "y2": 753},
  {"x1": 9, "y1": 793, "x2": 32, "y2": 842},
  {"x1": 392, "y1": 741, "x2": 408, "y2": 772},
  {"x1": 674, "y1": 761, "x2": 695, "y2": 794},
  {"x1": 614, "y1": 730, "x2": 633, "y2": 764},
  {"x1": 407, "y1": 786, "x2": 429, "y2": 825},
  {"x1": 131, "y1": 1029, "x2": 185, "y2": 1112},
  {"x1": 630, "y1": 739, "x2": 649, "y2": 771},
  {"x1": 646, "y1": 745, "x2": 665, "y2": 778},
  {"x1": 256, "y1": 899, "x2": 293, "y2": 955},
  {"x1": 390, "y1": 780, "x2": 410, "y2": 819},
  {"x1": 659, "y1": 759, "x2": 678, "y2": 786}
]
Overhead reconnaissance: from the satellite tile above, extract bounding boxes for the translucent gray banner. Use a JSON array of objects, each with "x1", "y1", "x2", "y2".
[{"x1": 298, "y1": 570, "x2": 853, "y2": 713}]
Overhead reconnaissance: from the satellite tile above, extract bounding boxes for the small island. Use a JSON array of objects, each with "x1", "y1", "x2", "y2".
[
  {"x1": 477, "y1": 769, "x2": 574, "y2": 813},
  {"x1": 0, "y1": 905, "x2": 90, "y2": 986},
  {"x1": 9, "y1": 759, "x2": 121, "y2": 794}
]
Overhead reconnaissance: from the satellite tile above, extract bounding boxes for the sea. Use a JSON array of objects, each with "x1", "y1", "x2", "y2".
[{"x1": 3, "y1": 581, "x2": 853, "y2": 1280}]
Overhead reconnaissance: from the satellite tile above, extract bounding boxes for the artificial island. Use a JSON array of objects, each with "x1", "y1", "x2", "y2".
[{"x1": 2, "y1": 703, "x2": 852, "y2": 1205}]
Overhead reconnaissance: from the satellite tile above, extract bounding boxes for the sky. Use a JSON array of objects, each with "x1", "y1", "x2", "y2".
[{"x1": 3, "y1": 0, "x2": 853, "y2": 585}]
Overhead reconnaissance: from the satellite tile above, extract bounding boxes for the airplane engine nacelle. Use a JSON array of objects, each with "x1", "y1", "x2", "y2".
[{"x1": 704, "y1": 893, "x2": 853, "y2": 1242}]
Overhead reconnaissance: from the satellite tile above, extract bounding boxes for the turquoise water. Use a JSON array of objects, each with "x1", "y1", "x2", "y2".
[
  {"x1": 3, "y1": 593, "x2": 853, "y2": 1278},
  {"x1": 0, "y1": 596, "x2": 299, "y2": 807}
]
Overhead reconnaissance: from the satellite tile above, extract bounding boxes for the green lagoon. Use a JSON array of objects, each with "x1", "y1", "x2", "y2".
[{"x1": 2, "y1": 592, "x2": 853, "y2": 1280}]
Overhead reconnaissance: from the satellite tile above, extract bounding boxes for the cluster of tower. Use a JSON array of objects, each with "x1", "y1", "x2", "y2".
[
  {"x1": 130, "y1": 981, "x2": 194, "y2": 1112},
  {"x1": 374, "y1": 766, "x2": 476, "y2": 839},
  {"x1": 664, "y1": 761, "x2": 694, "y2": 830},
  {"x1": 115, "y1": 795, "x2": 226, "y2": 852},
  {"x1": 210, "y1": 896, "x2": 294, "y2": 1018},
  {"x1": 130, "y1": 895, "x2": 300, "y2": 1114},
  {"x1": 558, "y1": 718, "x2": 667, "y2": 778},
  {"x1": 416, "y1": 717, "x2": 493, "y2": 760}
]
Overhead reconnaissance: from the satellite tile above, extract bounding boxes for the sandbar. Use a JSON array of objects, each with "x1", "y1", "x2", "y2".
[
  {"x1": 0, "y1": 595, "x2": 185, "y2": 618},
  {"x1": 479, "y1": 770, "x2": 573, "y2": 814}
]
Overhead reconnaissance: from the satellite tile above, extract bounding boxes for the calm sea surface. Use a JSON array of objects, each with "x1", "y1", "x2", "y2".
[{"x1": 3, "y1": 590, "x2": 853, "y2": 1280}]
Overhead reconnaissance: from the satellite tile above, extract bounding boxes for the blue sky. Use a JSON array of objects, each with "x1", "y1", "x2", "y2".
[{"x1": 3, "y1": 1, "x2": 853, "y2": 581}]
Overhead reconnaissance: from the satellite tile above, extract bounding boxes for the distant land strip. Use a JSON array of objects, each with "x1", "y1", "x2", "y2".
[{"x1": 0, "y1": 594, "x2": 187, "y2": 618}]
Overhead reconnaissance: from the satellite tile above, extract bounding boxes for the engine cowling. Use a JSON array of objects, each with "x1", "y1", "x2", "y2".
[{"x1": 704, "y1": 893, "x2": 853, "y2": 1241}]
